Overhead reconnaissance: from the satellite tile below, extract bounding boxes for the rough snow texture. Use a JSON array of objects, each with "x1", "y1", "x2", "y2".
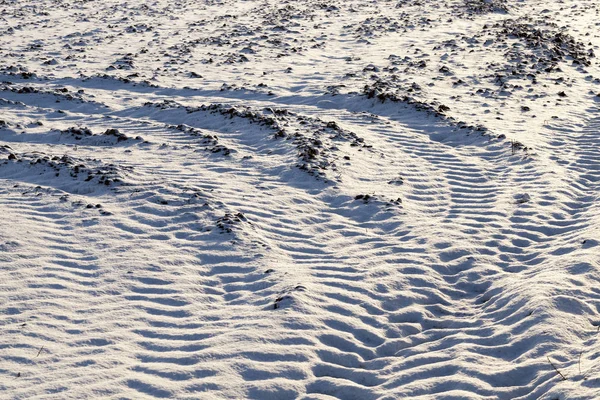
[{"x1": 1, "y1": 0, "x2": 600, "y2": 399}]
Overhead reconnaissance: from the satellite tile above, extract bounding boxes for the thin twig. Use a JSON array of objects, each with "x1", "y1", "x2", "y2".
[
  {"x1": 579, "y1": 352, "x2": 583, "y2": 375},
  {"x1": 547, "y1": 356, "x2": 567, "y2": 381},
  {"x1": 35, "y1": 346, "x2": 44, "y2": 358}
]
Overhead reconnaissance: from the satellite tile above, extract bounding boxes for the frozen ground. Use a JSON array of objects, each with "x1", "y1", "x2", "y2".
[{"x1": 1, "y1": 0, "x2": 600, "y2": 398}]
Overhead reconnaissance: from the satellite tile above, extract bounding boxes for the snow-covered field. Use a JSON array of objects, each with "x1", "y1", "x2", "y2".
[{"x1": 1, "y1": 0, "x2": 600, "y2": 398}]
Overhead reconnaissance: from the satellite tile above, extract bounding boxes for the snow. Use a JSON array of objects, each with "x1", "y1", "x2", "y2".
[{"x1": 1, "y1": 0, "x2": 600, "y2": 398}]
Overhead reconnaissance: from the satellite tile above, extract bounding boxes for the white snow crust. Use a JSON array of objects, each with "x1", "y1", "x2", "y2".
[{"x1": 1, "y1": 0, "x2": 600, "y2": 398}]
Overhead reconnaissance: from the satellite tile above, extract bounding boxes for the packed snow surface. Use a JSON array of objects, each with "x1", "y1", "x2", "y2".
[{"x1": 1, "y1": 0, "x2": 600, "y2": 398}]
